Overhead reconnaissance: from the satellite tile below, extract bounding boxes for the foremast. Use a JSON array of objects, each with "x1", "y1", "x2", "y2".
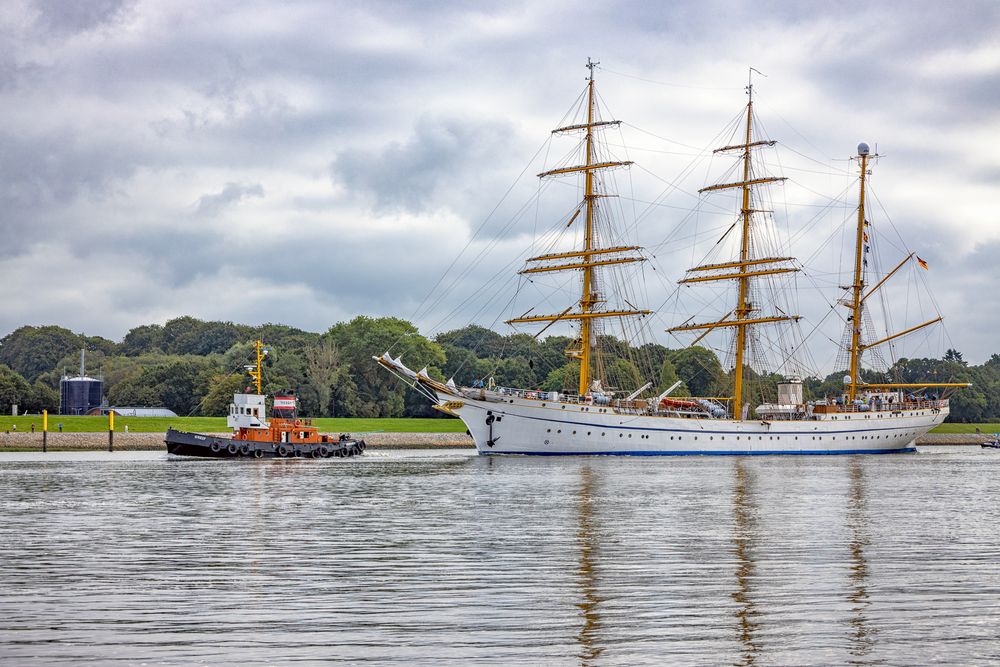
[
  {"x1": 669, "y1": 76, "x2": 798, "y2": 420},
  {"x1": 507, "y1": 59, "x2": 649, "y2": 396}
]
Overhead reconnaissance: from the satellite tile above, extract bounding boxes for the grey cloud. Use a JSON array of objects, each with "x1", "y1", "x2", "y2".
[
  {"x1": 0, "y1": 0, "x2": 996, "y2": 367},
  {"x1": 195, "y1": 182, "x2": 265, "y2": 218},
  {"x1": 331, "y1": 117, "x2": 509, "y2": 213},
  {"x1": 32, "y1": 0, "x2": 135, "y2": 34}
]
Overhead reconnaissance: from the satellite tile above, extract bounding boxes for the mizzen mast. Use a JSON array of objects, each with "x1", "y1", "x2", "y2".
[
  {"x1": 846, "y1": 145, "x2": 870, "y2": 401},
  {"x1": 669, "y1": 73, "x2": 798, "y2": 419},
  {"x1": 507, "y1": 58, "x2": 648, "y2": 396},
  {"x1": 843, "y1": 144, "x2": 965, "y2": 398}
]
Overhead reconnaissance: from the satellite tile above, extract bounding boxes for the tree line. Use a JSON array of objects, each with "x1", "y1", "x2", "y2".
[{"x1": 0, "y1": 317, "x2": 987, "y2": 421}]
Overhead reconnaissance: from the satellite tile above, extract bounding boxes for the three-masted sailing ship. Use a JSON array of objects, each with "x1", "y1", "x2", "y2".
[{"x1": 377, "y1": 62, "x2": 966, "y2": 455}]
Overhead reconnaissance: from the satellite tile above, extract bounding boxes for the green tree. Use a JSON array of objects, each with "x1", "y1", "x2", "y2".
[
  {"x1": 0, "y1": 325, "x2": 86, "y2": 381},
  {"x1": 329, "y1": 316, "x2": 445, "y2": 417},
  {"x1": 120, "y1": 324, "x2": 164, "y2": 356},
  {"x1": 657, "y1": 358, "x2": 690, "y2": 396},
  {"x1": 668, "y1": 346, "x2": 725, "y2": 397},
  {"x1": 199, "y1": 373, "x2": 246, "y2": 416},
  {"x1": 540, "y1": 362, "x2": 580, "y2": 393},
  {"x1": 0, "y1": 364, "x2": 32, "y2": 413},
  {"x1": 436, "y1": 325, "x2": 506, "y2": 358},
  {"x1": 304, "y1": 337, "x2": 349, "y2": 416}
]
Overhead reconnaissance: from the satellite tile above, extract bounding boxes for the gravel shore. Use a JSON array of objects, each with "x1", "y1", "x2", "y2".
[{"x1": 0, "y1": 431, "x2": 986, "y2": 452}]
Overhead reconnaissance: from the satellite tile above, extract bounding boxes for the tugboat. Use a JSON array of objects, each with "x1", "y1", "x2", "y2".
[{"x1": 165, "y1": 340, "x2": 366, "y2": 459}]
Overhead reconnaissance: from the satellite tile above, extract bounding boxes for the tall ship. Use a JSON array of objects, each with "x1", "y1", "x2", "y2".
[
  {"x1": 166, "y1": 340, "x2": 366, "y2": 458},
  {"x1": 377, "y1": 62, "x2": 967, "y2": 455}
]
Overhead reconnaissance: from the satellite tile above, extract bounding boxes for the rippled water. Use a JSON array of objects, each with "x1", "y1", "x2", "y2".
[{"x1": 1, "y1": 447, "x2": 998, "y2": 665}]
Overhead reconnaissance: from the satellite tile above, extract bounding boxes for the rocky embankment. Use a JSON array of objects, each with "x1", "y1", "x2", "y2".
[{"x1": 0, "y1": 431, "x2": 475, "y2": 451}]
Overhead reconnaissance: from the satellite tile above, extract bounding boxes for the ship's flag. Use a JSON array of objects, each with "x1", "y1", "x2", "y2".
[
  {"x1": 917, "y1": 256, "x2": 929, "y2": 270},
  {"x1": 273, "y1": 397, "x2": 296, "y2": 409},
  {"x1": 863, "y1": 231, "x2": 869, "y2": 243}
]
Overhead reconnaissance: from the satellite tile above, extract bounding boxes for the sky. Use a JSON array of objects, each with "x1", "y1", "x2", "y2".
[{"x1": 1, "y1": 0, "x2": 999, "y2": 369}]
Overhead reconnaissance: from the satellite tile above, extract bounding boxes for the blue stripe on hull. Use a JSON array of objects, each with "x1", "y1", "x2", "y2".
[{"x1": 479, "y1": 447, "x2": 917, "y2": 456}]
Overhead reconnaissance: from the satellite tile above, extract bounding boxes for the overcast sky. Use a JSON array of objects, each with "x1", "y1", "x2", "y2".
[{"x1": 2, "y1": 0, "x2": 998, "y2": 368}]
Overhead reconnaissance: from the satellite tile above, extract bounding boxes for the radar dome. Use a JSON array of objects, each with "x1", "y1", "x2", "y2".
[
  {"x1": 843, "y1": 374, "x2": 852, "y2": 385},
  {"x1": 858, "y1": 142, "x2": 870, "y2": 156}
]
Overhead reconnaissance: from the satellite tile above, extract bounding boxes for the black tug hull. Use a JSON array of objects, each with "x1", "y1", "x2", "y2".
[{"x1": 164, "y1": 428, "x2": 366, "y2": 459}]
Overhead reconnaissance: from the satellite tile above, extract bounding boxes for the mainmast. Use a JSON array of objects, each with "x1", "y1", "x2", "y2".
[
  {"x1": 507, "y1": 59, "x2": 649, "y2": 396},
  {"x1": 578, "y1": 59, "x2": 599, "y2": 396},
  {"x1": 669, "y1": 74, "x2": 798, "y2": 419}
]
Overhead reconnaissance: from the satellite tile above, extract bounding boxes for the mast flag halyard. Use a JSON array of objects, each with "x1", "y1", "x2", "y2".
[
  {"x1": 669, "y1": 71, "x2": 797, "y2": 420},
  {"x1": 507, "y1": 58, "x2": 649, "y2": 396}
]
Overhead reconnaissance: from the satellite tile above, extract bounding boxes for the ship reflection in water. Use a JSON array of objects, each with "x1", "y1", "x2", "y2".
[
  {"x1": 847, "y1": 458, "x2": 876, "y2": 660},
  {"x1": 731, "y1": 459, "x2": 760, "y2": 664},
  {"x1": 574, "y1": 465, "x2": 603, "y2": 665},
  {"x1": 1, "y1": 448, "x2": 999, "y2": 664}
]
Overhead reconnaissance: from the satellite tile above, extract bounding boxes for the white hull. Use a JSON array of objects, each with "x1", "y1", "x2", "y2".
[{"x1": 442, "y1": 392, "x2": 944, "y2": 456}]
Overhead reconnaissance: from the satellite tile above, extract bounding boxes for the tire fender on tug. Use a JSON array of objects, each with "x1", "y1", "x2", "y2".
[
  {"x1": 210, "y1": 441, "x2": 222, "y2": 453},
  {"x1": 277, "y1": 444, "x2": 289, "y2": 457}
]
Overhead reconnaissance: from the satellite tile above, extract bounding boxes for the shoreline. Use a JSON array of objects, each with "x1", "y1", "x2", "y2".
[{"x1": 0, "y1": 431, "x2": 987, "y2": 452}]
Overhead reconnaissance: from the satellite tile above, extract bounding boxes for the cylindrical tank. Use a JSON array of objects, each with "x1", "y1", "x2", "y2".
[{"x1": 60, "y1": 376, "x2": 103, "y2": 415}]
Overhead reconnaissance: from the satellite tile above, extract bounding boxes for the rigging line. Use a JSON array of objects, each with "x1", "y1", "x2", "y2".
[
  {"x1": 402, "y1": 79, "x2": 596, "y2": 341},
  {"x1": 767, "y1": 107, "x2": 842, "y2": 168},
  {"x1": 600, "y1": 65, "x2": 741, "y2": 91},
  {"x1": 400, "y1": 132, "x2": 556, "y2": 331}
]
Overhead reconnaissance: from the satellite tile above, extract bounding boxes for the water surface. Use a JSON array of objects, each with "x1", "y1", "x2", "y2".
[{"x1": 1, "y1": 447, "x2": 998, "y2": 665}]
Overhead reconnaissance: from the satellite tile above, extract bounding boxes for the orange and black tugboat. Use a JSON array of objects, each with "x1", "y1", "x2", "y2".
[{"x1": 165, "y1": 340, "x2": 366, "y2": 459}]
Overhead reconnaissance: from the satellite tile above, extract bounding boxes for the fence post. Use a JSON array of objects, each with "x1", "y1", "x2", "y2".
[
  {"x1": 42, "y1": 409, "x2": 47, "y2": 453},
  {"x1": 108, "y1": 411, "x2": 114, "y2": 452}
]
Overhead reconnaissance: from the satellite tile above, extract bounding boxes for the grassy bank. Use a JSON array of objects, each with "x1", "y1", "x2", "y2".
[
  {"x1": 929, "y1": 423, "x2": 1000, "y2": 434},
  {"x1": 0, "y1": 415, "x2": 466, "y2": 434}
]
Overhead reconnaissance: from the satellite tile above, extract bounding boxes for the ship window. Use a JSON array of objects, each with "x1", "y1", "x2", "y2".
[
  {"x1": 561, "y1": 406, "x2": 565, "y2": 409},
  {"x1": 628, "y1": 434, "x2": 632, "y2": 438},
  {"x1": 602, "y1": 432, "x2": 605, "y2": 436},
  {"x1": 546, "y1": 429, "x2": 551, "y2": 433},
  {"x1": 587, "y1": 432, "x2": 591, "y2": 436},
  {"x1": 572, "y1": 431, "x2": 577, "y2": 435},
  {"x1": 557, "y1": 430, "x2": 561, "y2": 434}
]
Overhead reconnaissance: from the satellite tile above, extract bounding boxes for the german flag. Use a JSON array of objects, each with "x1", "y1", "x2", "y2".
[{"x1": 916, "y1": 255, "x2": 929, "y2": 270}]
